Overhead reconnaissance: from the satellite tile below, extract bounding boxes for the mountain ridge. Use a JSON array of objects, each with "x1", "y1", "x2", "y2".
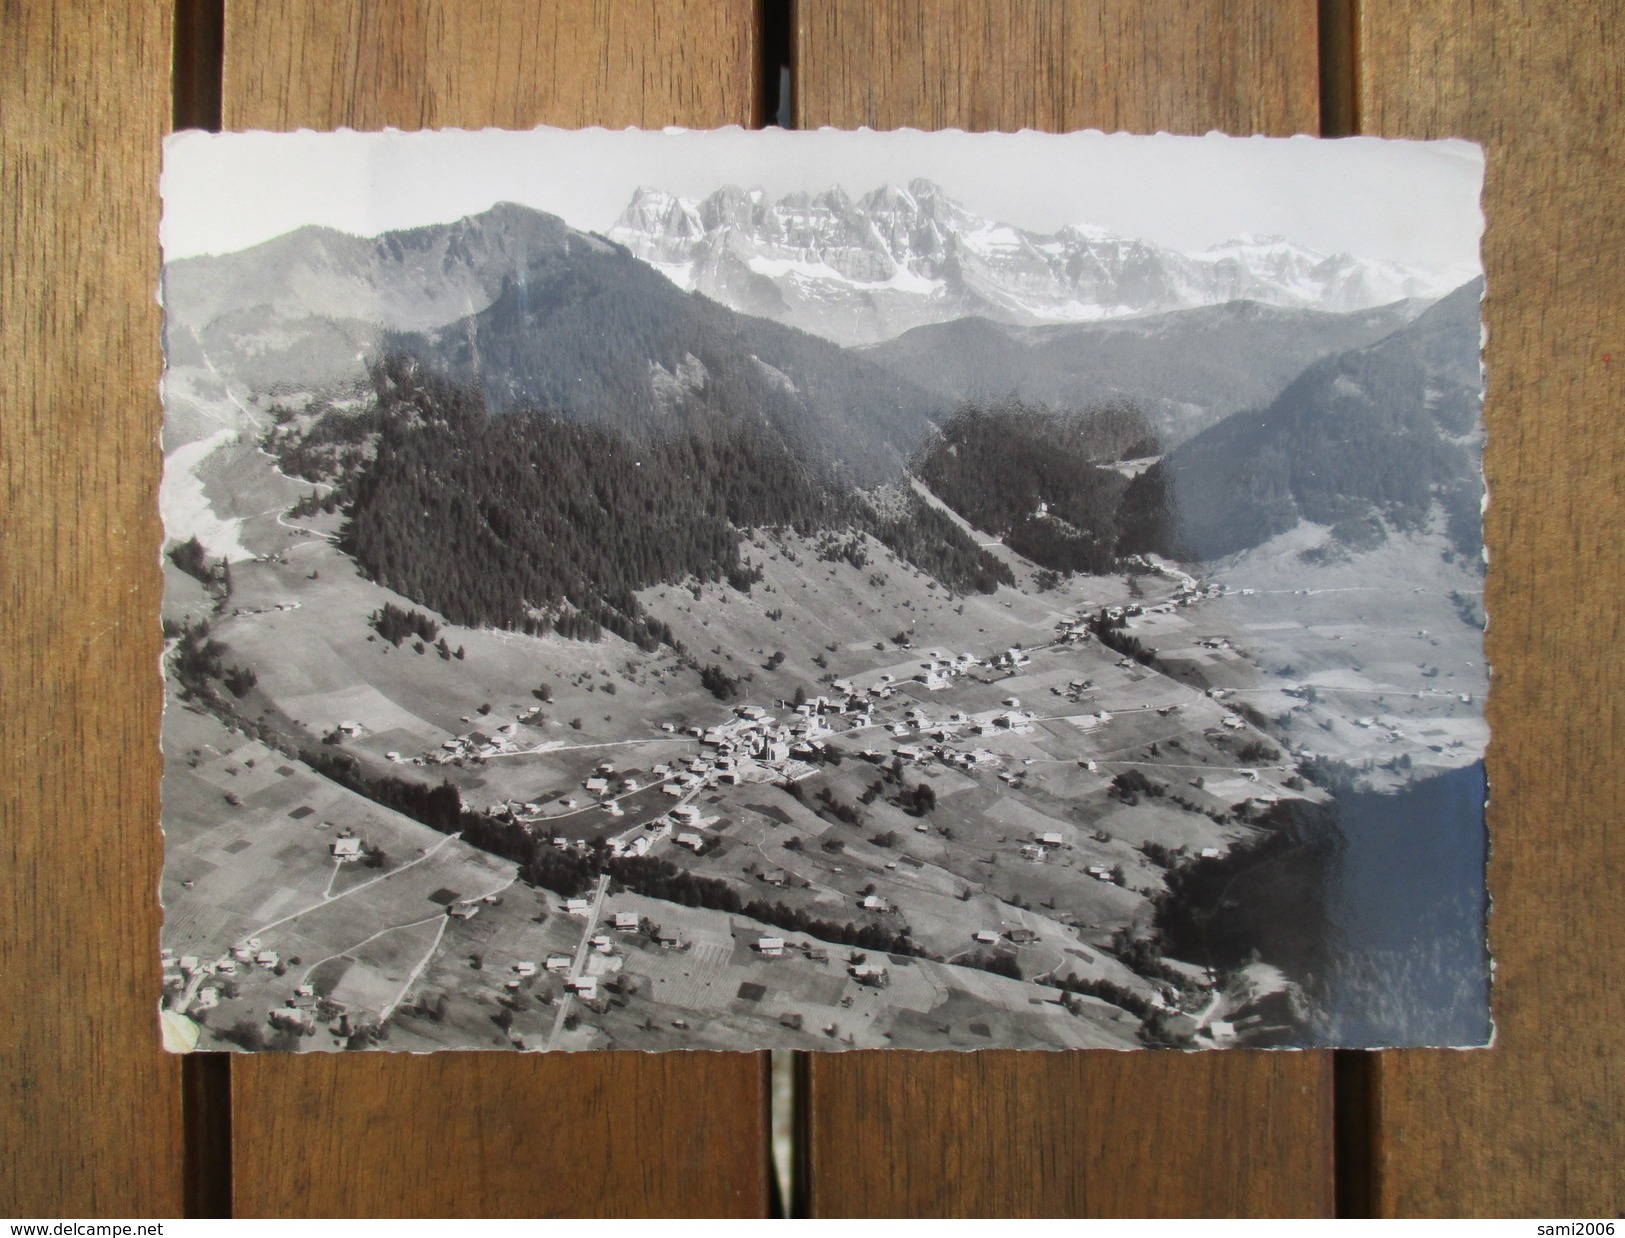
[
  {"x1": 607, "y1": 179, "x2": 1473, "y2": 346},
  {"x1": 1119, "y1": 278, "x2": 1485, "y2": 562}
]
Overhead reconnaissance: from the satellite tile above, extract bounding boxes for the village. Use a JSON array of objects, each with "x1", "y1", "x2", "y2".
[
  {"x1": 163, "y1": 530, "x2": 1363, "y2": 1053},
  {"x1": 156, "y1": 378, "x2": 1488, "y2": 1054}
]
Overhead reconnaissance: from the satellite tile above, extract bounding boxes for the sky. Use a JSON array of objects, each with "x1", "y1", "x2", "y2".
[{"x1": 162, "y1": 125, "x2": 1484, "y2": 271}]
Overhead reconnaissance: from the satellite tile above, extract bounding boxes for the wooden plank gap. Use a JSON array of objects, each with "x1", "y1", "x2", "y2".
[
  {"x1": 1333, "y1": 1049, "x2": 1374, "y2": 1218},
  {"x1": 789, "y1": 1050, "x2": 812, "y2": 1218},
  {"x1": 1316, "y1": 0, "x2": 1357, "y2": 136},
  {"x1": 182, "y1": 1054, "x2": 233, "y2": 1218},
  {"x1": 756, "y1": 0, "x2": 795, "y2": 128},
  {"x1": 172, "y1": 0, "x2": 224, "y2": 131}
]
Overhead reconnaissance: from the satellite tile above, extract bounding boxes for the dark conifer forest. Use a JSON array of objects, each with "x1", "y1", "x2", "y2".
[
  {"x1": 914, "y1": 402, "x2": 1155, "y2": 574},
  {"x1": 323, "y1": 357, "x2": 1010, "y2": 644}
]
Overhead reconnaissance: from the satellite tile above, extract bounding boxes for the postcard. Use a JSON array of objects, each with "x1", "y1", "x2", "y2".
[{"x1": 158, "y1": 125, "x2": 1488, "y2": 1052}]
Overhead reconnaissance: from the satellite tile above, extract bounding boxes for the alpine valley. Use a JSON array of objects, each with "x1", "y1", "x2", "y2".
[{"x1": 157, "y1": 180, "x2": 1489, "y2": 1057}]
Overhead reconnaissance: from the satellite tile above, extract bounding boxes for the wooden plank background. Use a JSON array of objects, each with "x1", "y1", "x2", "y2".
[
  {"x1": 1357, "y1": 3, "x2": 1624, "y2": 1215},
  {"x1": 794, "y1": 3, "x2": 1335, "y2": 1216},
  {"x1": 1, "y1": 2, "x2": 185, "y2": 1216},
  {"x1": 1, "y1": 0, "x2": 1619, "y2": 1218},
  {"x1": 218, "y1": 1, "x2": 769, "y2": 1218}
]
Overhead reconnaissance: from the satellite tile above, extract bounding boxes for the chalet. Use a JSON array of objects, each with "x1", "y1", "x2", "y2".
[
  {"x1": 567, "y1": 976, "x2": 597, "y2": 1000},
  {"x1": 583, "y1": 777, "x2": 610, "y2": 795},
  {"x1": 614, "y1": 912, "x2": 639, "y2": 933},
  {"x1": 589, "y1": 935, "x2": 614, "y2": 954},
  {"x1": 448, "y1": 903, "x2": 480, "y2": 920},
  {"x1": 859, "y1": 894, "x2": 888, "y2": 912},
  {"x1": 671, "y1": 805, "x2": 701, "y2": 826},
  {"x1": 620, "y1": 778, "x2": 640, "y2": 793},
  {"x1": 849, "y1": 963, "x2": 889, "y2": 987},
  {"x1": 756, "y1": 937, "x2": 786, "y2": 957},
  {"x1": 331, "y1": 837, "x2": 362, "y2": 861},
  {"x1": 544, "y1": 956, "x2": 572, "y2": 973},
  {"x1": 513, "y1": 961, "x2": 537, "y2": 978},
  {"x1": 193, "y1": 987, "x2": 219, "y2": 1009},
  {"x1": 974, "y1": 930, "x2": 1000, "y2": 945},
  {"x1": 1039, "y1": 831, "x2": 1065, "y2": 848},
  {"x1": 215, "y1": 959, "x2": 237, "y2": 976},
  {"x1": 738, "y1": 705, "x2": 768, "y2": 721},
  {"x1": 255, "y1": 950, "x2": 280, "y2": 969},
  {"x1": 294, "y1": 982, "x2": 315, "y2": 998},
  {"x1": 675, "y1": 831, "x2": 706, "y2": 852},
  {"x1": 663, "y1": 783, "x2": 684, "y2": 797},
  {"x1": 564, "y1": 898, "x2": 591, "y2": 916},
  {"x1": 1004, "y1": 928, "x2": 1038, "y2": 945},
  {"x1": 760, "y1": 868, "x2": 789, "y2": 888}
]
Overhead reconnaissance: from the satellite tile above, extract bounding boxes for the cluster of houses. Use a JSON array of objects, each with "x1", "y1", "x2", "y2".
[
  {"x1": 428, "y1": 718, "x2": 525, "y2": 765},
  {"x1": 863, "y1": 695, "x2": 1035, "y2": 774},
  {"x1": 686, "y1": 702, "x2": 839, "y2": 777},
  {"x1": 163, "y1": 939, "x2": 283, "y2": 983},
  {"x1": 163, "y1": 937, "x2": 293, "y2": 1015}
]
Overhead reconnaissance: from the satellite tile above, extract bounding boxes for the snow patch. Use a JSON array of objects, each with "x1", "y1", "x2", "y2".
[{"x1": 160, "y1": 428, "x2": 253, "y2": 562}]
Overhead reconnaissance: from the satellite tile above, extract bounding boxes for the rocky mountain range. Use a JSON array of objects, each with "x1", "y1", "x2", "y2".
[{"x1": 607, "y1": 179, "x2": 1471, "y2": 346}]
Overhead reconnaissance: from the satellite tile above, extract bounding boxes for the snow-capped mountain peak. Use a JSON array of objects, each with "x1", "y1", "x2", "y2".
[{"x1": 606, "y1": 180, "x2": 1467, "y2": 346}]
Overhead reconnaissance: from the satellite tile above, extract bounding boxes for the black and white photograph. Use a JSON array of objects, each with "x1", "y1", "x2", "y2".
[{"x1": 157, "y1": 125, "x2": 1489, "y2": 1054}]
